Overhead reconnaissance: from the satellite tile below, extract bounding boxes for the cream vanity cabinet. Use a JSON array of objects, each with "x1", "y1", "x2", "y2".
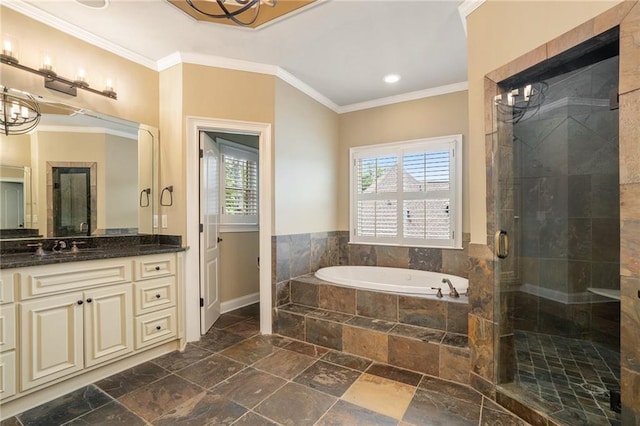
[
  {"x1": 5, "y1": 252, "x2": 181, "y2": 400},
  {"x1": 0, "y1": 269, "x2": 17, "y2": 400}
]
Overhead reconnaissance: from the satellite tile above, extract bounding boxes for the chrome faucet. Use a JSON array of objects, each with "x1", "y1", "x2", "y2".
[
  {"x1": 52, "y1": 240, "x2": 67, "y2": 252},
  {"x1": 27, "y1": 242, "x2": 45, "y2": 256},
  {"x1": 442, "y1": 278, "x2": 460, "y2": 298}
]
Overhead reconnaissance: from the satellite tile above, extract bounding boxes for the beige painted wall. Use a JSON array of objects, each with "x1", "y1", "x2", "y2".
[
  {"x1": 0, "y1": 7, "x2": 159, "y2": 127},
  {"x1": 466, "y1": 0, "x2": 623, "y2": 243},
  {"x1": 274, "y1": 79, "x2": 340, "y2": 235},
  {"x1": 0, "y1": 134, "x2": 31, "y2": 166},
  {"x1": 219, "y1": 231, "x2": 260, "y2": 302},
  {"x1": 159, "y1": 64, "x2": 275, "y2": 238},
  {"x1": 337, "y1": 91, "x2": 469, "y2": 232}
]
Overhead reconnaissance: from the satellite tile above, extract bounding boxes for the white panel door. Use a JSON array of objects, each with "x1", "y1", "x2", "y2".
[
  {"x1": 84, "y1": 283, "x2": 133, "y2": 367},
  {"x1": 20, "y1": 293, "x2": 84, "y2": 391},
  {"x1": 200, "y1": 132, "x2": 221, "y2": 334}
]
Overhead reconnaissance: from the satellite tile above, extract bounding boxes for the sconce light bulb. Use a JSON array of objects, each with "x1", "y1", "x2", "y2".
[
  {"x1": 43, "y1": 56, "x2": 52, "y2": 68},
  {"x1": 105, "y1": 79, "x2": 113, "y2": 90},
  {"x1": 3, "y1": 40, "x2": 12, "y2": 55},
  {"x1": 507, "y1": 92, "x2": 514, "y2": 106},
  {"x1": 21, "y1": 106, "x2": 29, "y2": 119},
  {"x1": 523, "y1": 84, "x2": 532, "y2": 101},
  {"x1": 77, "y1": 68, "x2": 86, "y2": 80},
  {"x1": 11, "y1": 102, "x2": 19, "y2": 118}
]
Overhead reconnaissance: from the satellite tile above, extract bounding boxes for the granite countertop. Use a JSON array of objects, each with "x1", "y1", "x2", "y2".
[{"x1": 1, "y1": 235, "x2": 186, "y2": 269}]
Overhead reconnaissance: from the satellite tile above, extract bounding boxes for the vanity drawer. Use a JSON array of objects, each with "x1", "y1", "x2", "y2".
[
  {"x1": 134, "y1": 276, "x2": 176, "y2": 315},
  {"x1": 0, "y1": 271, "x2": 15, "y2": 304},
  {"x1": 19, "y1": 259, "x2": 131, "y2": 299},
  {"x1": 135, "y1": 307, "x2": 177, "y2": 349},
  {"x1": 134, "y1": 254, "x2": 175, "y2": 280},
  {"x1": 0, "y1": 351, "x2": 16, "y2": 400},
  {"x1": 0, "y1": 304, "x2": 15, "y2": 352}
]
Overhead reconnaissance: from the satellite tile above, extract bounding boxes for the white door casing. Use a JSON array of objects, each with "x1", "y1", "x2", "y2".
[
  {"x1": 185, "y1": 117, "x2": 272, "y2": 342},
  {"x1": 199, "y1": 132, "x2": 221, "y2": 334}
]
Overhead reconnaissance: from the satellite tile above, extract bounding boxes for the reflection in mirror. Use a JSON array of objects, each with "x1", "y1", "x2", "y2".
[
  {"x1": 0, "y1": 89, "x2": 157, "y2": 239},
  {"x1": 0, "y1": 165, "x2": 34, "y2": 236}
]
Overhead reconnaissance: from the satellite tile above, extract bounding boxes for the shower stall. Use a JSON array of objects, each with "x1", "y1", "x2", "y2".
[{"x1": 493, "y1": 30, "x2": 621, "y2": 426}]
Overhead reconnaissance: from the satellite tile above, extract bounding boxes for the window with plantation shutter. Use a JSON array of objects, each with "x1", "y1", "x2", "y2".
[
  {"x1": 350, "y1": 135, "x2": 462, "y2": 249},
  {"x1": 220, "y1": 142, "x2": 258, "y2": 230}
]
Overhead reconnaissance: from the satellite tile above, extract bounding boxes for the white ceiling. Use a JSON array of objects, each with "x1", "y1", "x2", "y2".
[{"x1": 7, "y1": 0, "x2": 469, "y2": 112}]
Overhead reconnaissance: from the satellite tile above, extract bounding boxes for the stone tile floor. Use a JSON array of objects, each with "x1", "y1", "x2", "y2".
[
  {"x1": 3, "y1": 304, "x2": 528, "y2": 426},
  {"x1": 511, "y1": 330, "x2": 621, "y2": 426}
]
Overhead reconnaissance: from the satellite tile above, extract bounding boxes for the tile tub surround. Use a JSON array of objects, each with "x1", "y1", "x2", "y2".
[
  {"x1": 275, "y1": 275, "x2": 472, "y2": 384},
  {"x1": 271, "y1": 231, "x2": 472, "y2": 313},
  {"x1": 483, "y1": 2, "x2": 640, "y2": 424}
]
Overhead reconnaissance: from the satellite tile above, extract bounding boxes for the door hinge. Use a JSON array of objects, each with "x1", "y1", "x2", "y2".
[
  {"x1": 200, "y1": 297, "x2": 204, "y2": 307},
  {"x1": 199, "y1": 223, "x2": 203, "y2": 233},
  {"x1": 199, "y1": 149, "x2": 204, "y2": 158}
]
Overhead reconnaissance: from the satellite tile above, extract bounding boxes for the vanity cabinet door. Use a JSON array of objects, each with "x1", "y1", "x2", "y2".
[
  {"x1": 20, "y1": 293, "x2": 84, "y2": 391},
  {"x1": 84, "y1": 284, "x2": 133, "y2": 367}
]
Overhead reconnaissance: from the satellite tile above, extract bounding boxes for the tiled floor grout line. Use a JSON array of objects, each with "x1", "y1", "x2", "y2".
[{"x1": 9, "y1": 304, "x2": 526, "y2": 426}]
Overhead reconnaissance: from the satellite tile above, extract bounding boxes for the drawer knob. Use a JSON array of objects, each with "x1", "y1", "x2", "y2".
[
  {"x1": 77, "y1": 300, "x2": 83, "y2": 305},
  {"x1": 155, "y1": 266, "x2": 161, "y2": 271},
  {"x1": 156, "y1": 325, "x2": 162, "y2": 330},
  {"x1": 155, "y1": 294, "x2": 161, "y2": 299},
  {"x1": 86, "y1": 298, "x2": 93, "y2": 303}
]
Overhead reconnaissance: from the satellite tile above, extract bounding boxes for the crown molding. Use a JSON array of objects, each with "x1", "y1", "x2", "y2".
[
  {"x1": 1, "y1": 0, "x2": 157, "y2": 70},
  {"x1": 275, "y1": 67, "x2": 339, "y2": 112},
  {"x1": 457, "y1": 0, "x2": 486, "y2": 35},
  {"x1": 6, "y1": 0, "x2": 469, "y2": 115},
  {"x1": 157, "y1": 51, "x2": 340, "y2": 112},
  {"x1": 337, "y1": 81, "x2": 469, "y2": 114},
  {"x1": 159, "y1": 51, "x2": 465, "y2": 114},
  {"x1": 161, "y1": 51, "x2": 279, "y2": 76}
]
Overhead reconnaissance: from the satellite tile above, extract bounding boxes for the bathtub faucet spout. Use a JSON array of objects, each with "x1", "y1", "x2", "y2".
[
  {"x1": 442, "y1": 278, "x2": 460, "y2": 298},
  {"x1": 430, "y1": 287, "x2": 443, "y2": 298}
]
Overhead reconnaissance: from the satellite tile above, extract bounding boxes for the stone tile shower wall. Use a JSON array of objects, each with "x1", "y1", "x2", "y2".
[
  {"x1": 482, "y1": 3, "x2": 640, "y2": 424},
  {"x1": 512, "y1": 56, "x2": 621, "y2": 351}
]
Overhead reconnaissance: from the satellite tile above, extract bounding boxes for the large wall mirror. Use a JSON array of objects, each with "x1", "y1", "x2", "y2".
[{"x1": 0, "y1": 90, "x2": 158, "y2": 239}]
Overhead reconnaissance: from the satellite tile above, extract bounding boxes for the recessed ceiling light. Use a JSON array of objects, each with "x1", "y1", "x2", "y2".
[
  {"x1": 383, "y1": 74, "x2": 401, "y2": 84},
  {"x1": 74, "y1": 0, "x2": 109, "y2": 9}
]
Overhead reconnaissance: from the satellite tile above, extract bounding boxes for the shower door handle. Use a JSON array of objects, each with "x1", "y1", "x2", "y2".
[{"x1": 495, "y1": 230, "x2": 509, "y2": 259}]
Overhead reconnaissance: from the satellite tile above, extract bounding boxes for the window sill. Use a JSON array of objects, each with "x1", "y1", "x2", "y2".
[{"x1": 348, "y1": 240, "x2": 463, "y2": 250}]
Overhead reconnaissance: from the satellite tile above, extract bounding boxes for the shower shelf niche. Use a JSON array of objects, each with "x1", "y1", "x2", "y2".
[{"x1": 587, "y1": 287, "x2": 621, "y2": 301}]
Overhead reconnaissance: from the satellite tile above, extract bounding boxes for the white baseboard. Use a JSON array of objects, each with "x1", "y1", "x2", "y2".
[{"x1": 221, "y1": 292, "x2": 260, "y2": 313}]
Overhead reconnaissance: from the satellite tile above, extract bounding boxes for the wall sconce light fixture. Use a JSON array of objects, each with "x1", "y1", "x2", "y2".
[{"x1": 0, "y1": 41, "x2": 117, "y2": 100}]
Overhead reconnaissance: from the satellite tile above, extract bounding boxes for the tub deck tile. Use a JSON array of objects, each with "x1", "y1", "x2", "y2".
[
  {"x1": 390, "y1": 323, "x2": 446, "y2": 344},
  {"x1": 307, "y1": 309, "x2": 354, "y2": 324},
  {"x1": 346, "y1": 316, "x2": 396, "y2": 333}
]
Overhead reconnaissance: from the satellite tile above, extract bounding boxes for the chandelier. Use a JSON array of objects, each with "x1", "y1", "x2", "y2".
[
  {"x1": 494, "y1": 82, "x2": 548, "y2": 124},
  {"x1": 185, "y1": 0, "x2": 277, "y2": 26},
  {"x1": 0, "y1": 87, "x2": 41, "y2": 136}
]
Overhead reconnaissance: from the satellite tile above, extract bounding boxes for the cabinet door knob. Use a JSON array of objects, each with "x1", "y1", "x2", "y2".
[
  {"x1": 155, "y1": 266, "x2": 160, "y2": 271},
  {"x1": 86, "y1": 298, "x2": 92, "y2": 303},
  {"x1": 156, "y1": 325, "x2": 162, "y2": 330},
  {"x1": 77, "y1": 300, "x2": 83, "y2": 305},
  {"x1": 155, "y1": 294, "x2": 161, "y2": 299}
]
